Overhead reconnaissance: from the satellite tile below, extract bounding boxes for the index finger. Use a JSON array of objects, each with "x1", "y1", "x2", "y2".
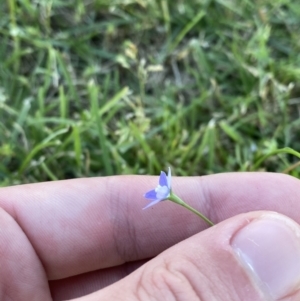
[{"x1": 0, "y1": 173, "x2": 299, "y2": 280}]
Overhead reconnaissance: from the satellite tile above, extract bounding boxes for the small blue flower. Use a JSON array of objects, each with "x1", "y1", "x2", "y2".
[{"x1": 143, "y1": 167, "x2": 172, "y2": 209}]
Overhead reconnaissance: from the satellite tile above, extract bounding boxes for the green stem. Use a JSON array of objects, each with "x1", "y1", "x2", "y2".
[{"x1": 168, "y1": 193, "x2": 214, "y2": 227}]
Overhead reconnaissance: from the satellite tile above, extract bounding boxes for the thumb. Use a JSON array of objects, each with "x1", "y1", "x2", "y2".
[{"x1": 76, "y1": 211, "x2": 300, "y2": 301}]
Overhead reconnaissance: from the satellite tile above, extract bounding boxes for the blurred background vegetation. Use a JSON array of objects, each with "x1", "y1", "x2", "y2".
[{"x1": 1, "y1": 0, "x2": 300, "y2": 186}]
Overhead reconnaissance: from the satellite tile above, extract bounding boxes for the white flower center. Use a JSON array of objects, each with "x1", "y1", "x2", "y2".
[{"x1": 155, "y1": 185, "x2": 169, "y2": 200}]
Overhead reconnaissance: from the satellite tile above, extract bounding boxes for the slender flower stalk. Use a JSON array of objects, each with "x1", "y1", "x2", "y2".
[
  {"x1": 143, "y1": 167, "x2": 214, "y2": 226},
  {"x1": 168, "y1": 192, "x2": 214, "y2": 226}
]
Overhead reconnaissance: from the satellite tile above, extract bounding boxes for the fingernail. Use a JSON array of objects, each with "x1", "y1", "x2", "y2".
[{"x1": 231, "y1": 214, "x2": 300, "y2": 300}]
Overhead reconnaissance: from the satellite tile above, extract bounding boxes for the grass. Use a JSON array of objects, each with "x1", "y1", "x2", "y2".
[{"x1": 1, "y1": 0, "x2": 300, "y2": 186}]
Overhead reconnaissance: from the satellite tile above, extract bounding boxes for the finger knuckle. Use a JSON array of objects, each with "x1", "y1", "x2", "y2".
[{"x1": 137, "y1": 257, "x2": 203, "y2": 301}]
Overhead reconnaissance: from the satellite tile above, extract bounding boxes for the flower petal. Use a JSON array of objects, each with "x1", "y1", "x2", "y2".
[
  {"x1": 143, "y1": 168, "x2": 173, "y2": 210},
  {"x1": 144, "y1": 189, "x2": 158, "y2": 201},
  {"x1": 143, "y1": 199, "x2": 162, "y2": 210},
  {"x1": 159, "y1": 171, "x2": 168, "y2": 187},
  {"x1": 167, "y1": 167, "x2": 171, "y2": 189}
]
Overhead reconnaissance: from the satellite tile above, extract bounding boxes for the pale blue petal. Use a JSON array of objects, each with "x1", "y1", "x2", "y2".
[
  {"x1": 143, "y1": 199, "x2": 162, "y2": 210},
  {"x1": 143, "y1": 168, "x2": 172, "y2": 210},
  {"x1": 167, "y1": 167, "x2": 171, "y2": 189},
  {"x1": 144, "y1": 189, "x2": 158, "y2": 201},
  {"x1": 159, "y1": 171, "x2": 168, "y2": 187}
]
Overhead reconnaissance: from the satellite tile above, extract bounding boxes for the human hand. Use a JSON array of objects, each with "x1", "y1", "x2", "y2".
[{"x1": 1, "y1": 172, "x2": 300, "y2": 300}]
